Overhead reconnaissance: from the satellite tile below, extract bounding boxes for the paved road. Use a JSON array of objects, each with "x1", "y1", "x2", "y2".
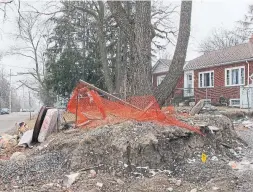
[{"x1": 0, "y1": 112, "x2": 32, "y2": 134}]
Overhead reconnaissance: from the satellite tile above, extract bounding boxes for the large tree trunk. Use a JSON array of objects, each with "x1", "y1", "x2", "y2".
[
  {"x1": 115, "y1": 28, "x2": 122, "y2": 95},
  {"x1": 128, "y1": 1, "x2": 153, "y2": 96},
  {"x1": 107, "y1": 1, "x2": 153, "y2": 97},
  {"x1": 97, "y1": 2, "x2": 114, "y2": 93},
  {"x1": 154, "y1": 0, "x2": 192, "y2": 106},
  {"x1": 115, "y1": 28, "x2": 128, "y2": 98}
]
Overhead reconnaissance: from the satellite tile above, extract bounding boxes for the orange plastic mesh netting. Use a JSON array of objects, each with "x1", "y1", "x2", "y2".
[{"x1": 67, "y1": 81, "x2": 201, "y2": 134}]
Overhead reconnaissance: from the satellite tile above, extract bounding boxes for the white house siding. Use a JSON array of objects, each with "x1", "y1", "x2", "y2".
[{"x1": 153, "y1": 61, "x2": 170, "y2": 74}]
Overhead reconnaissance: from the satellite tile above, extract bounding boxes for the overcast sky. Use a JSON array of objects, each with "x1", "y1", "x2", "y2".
[{"x1": 0, "y1": 0, "x2": 251, "y2": 98}]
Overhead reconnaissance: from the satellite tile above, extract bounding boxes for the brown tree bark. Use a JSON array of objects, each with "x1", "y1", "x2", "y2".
[
  {"x1": 97, "y1": 1, "x2": 114, "y2": 93},
  {"x1": 115, "y1": 28, "x2": 124, "y2": 95},
  {"x1": 129, "y1": 1, "x2": 153, "y2": 96},
  {"x1": 108, "y1": 1, "x2": 153, "y2": 97},
  {"x1": 154, "y1": 0, "x2": 192, "y2": 106}
]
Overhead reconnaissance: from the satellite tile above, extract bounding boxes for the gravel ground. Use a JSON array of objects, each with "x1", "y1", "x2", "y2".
[
  {"x1": 234, "y1": 127, "x2": 253, "y2": 192},
  {"x1": 0, "y1": 114, "x2": 251, "y2": 192}
]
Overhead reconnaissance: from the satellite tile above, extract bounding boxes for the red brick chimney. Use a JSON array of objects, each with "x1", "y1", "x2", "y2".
[{"x1": 249, "y1": 34, "x2": 253, "y2": 56}]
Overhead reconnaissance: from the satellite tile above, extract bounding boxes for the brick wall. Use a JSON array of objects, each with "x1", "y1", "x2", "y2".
[
  {"x1": 152, "y1": 60, "x2": 253, "y2": 105},
  {"x1": 194, "y1": 61, "x2": 253, "y2": 104}
]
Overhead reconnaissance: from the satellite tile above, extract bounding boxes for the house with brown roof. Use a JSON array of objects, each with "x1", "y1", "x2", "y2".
[{"x1": 152, "y1": 36, "x2": 253, "y2": 106}]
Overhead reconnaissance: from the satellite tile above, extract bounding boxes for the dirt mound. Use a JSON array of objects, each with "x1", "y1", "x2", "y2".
[{"x1": 0, "y1": 115, "x2": 245, "y2": 191}]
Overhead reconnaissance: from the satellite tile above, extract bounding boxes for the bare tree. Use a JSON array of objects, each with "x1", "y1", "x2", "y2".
[
  {"x1": 200, "y1": 4, "x2": 253, "y2": 53},
  {"x1": 151, "y1": 1, "x2": 178, "y2": 48},
  {"x1": 9, "y1": 13, "x2": 45, "y2": 89},
  {"x1": 0, "y1": 0, "x2": 13, "y2": 18},
  {"x1": 154, "y1": 0, "x2": 192, "y2": 106},
  {"x1": 240, "y1": 4, "x2": 253, "y2": 31},
  {"x1": 199, "y1": 28, "x2": 249, "y2": 52},
  {"x1": 7, "y1": 11, "x2": 55, "y2": 104}
]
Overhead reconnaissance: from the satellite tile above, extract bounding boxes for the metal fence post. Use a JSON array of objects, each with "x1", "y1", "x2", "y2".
[
  {"x1": 247, "y1": 87, "x2": 250, "y2": 113},
  {"x1": 205, "y1": 87, "x2": 207, "y2": 101},
  {"x1": 75, "y1": 89, "x2": 79, "y2": 126}
]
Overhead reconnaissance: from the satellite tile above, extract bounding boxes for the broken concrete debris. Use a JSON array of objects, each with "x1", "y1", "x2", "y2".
[
  {"x1": 0, "y1": 106, "x2": 65, "y2": 161},
  {"x1": 208, "y1": 126, "x2": 220, "y2": 132},
  {"x1": 190, "y1": 188, "x2": 198, "y2": 192},
  {"x1": 0, "y1": 134, "x2": 18, "y2": 149},
  {"x1": 96, "y1": 182, "x2": 104, "y2": 188},
  {"x1": 0, "y1": 98, "x2": 251, "y2": 191},
  {"x1": 228, "y1": 159, "x2": 253, "y2": 171},
  {"x1": 89, "y1": 169, "x2": 97, "y2": 178},
  {"x1": 63, "y1": 172, "x2": 80, "y2": 188},
  {"x1": 10, "y1": 152, "x2": 26, "y2": 162},
  {"x1": 116, "y1": 178, "x2": 124, "y2": 185},
  {"x1": 0, "y1": 116, "x2": 248, "y2": 191},
  {"x1": 189, "y1": 99, "x2": 205, "y2": 116},
  {"x1": 212, "y1": 186, "x2": 220, "y2": 191},
  {"x1": 242, "y1": 120, "x2": 253, "y2": 128}
]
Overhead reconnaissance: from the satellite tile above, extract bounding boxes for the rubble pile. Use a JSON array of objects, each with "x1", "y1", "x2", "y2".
[{"x1": 0, "y1": 113, "x2": 246, "y2": 191}]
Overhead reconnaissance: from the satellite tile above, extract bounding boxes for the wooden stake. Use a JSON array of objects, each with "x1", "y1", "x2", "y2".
[{"x1": 79, "y1": 80, "x2": 143, "y2": 111}]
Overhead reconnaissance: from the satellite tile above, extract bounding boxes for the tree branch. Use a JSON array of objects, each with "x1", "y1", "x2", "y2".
[
  {"x1": 0, "y1": 0, "x2": 13, "y2": 4},
  {"x1": 107, "y1": 1, "x2": 131, "y2": 36},
  {"x1": 74, "y1": 6, "x2": 98, "y2": 20},
  {"x1": 7, "y1": 51, "x2": 36, "y2": 61},
  {"x1": 18, "y1": 80, "x2": 39, "y2": 92}
]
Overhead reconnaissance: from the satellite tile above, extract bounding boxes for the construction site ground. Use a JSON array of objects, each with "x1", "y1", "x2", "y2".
[{"x1": 1, "y1": 107, "x2": 253, "y2": 191}]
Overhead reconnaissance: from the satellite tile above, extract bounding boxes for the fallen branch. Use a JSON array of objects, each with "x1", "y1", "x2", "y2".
[
  {"x1": 79, "y1": 80, "x2": 143, "y2": 111},
  {"x1": 78, "y1": 164, "x2": 104, "y2": 172},
  {"x1": 221, "y1": 143, "x2": 232, "y2": 149}
]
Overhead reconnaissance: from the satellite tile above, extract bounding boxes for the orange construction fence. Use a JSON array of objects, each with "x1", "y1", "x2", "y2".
[{"x1": 67, "y1": 81, "x2": 202, "y2": 134}]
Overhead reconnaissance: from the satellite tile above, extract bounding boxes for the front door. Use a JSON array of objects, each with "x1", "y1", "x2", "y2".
[{"x1": 184, "y1": 71, "x2": 194, "y2": 97}]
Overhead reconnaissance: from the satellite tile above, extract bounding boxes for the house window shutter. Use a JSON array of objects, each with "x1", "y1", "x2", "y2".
[
  {"x1": 200, "y1": 74, "x2": 203, "y2": 87},
  {"x1": 226, "y1": 70, "x2": 230, "y2": 85},
  {"x1": 241, "y1": 68, "x2": 245, "y2": 85},
  {"x1": 211, "y1": 72, "x2": 214, "y2": 87}
]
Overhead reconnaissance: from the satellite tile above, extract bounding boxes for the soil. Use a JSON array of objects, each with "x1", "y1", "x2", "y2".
[{"x1": 0, "y1": 114, "x2": 249, "y2": 192}]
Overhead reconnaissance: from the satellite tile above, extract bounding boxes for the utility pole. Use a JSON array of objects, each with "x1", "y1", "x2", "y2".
[
  {"x1": 0, "y1": 68, "x2": 3, "y2": 109},
  {"x1": 29, "y1": 91, "x2": 31, "y2": 120},
  {"x1": 23, "y1": 86, "x2": 25, "y2": 110},
  {"x1": 9, "y1": 69, "x2": 11, "y2": 113}
]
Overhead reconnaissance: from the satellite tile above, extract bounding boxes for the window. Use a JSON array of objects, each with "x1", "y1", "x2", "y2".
[
  {"x1": 188, "y1": 74, "x2": 192, "y2": 81},
  {"x1": 157, "y1": 75, "x2": 165, "y2": 86},
  {"x1": 199, "y1": 71, "x2": 214, "y2": 88},
  {"x1": 225, "y1": 66, "x2": 245, "y2": 86},
  {"x1": 230, "y1": 99, "x2": 240, "y2": 107}
]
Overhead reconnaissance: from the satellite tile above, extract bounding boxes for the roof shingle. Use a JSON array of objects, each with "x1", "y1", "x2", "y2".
[{"x1": 184, "y1": 43, "x2": 253, "y2": 71}]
